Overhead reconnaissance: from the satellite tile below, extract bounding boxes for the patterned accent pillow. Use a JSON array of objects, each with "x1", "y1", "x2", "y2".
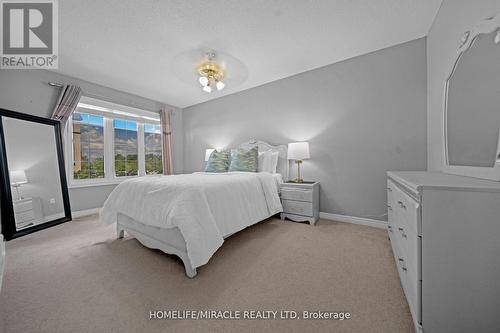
[
  {"x1": 229, "y1": 146, "x2": 258, "y2": 172},
  {"x1": 205, "y1": 150, "x2": 230, "y2": 173}
]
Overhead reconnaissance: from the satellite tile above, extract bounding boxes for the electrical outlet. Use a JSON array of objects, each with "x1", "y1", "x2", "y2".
[{"x1": 49, "y1": 198, "x2": 56, "y2": 204}]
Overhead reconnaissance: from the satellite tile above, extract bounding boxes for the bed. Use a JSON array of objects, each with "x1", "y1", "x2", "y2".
[{"x1": 100, "y1": 140, "x2": 288, "y2": 278}]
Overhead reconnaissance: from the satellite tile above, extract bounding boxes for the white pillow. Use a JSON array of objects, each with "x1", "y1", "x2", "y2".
[
  {"x1": 258, "y1": 151, "x2": 280, "y2": 173},
  {"x1": 269, "y1": 151, "x2": 279, "y2": 173},
  {"x1": 257, "y1": 152, "x2": 269, "y2": 172}
]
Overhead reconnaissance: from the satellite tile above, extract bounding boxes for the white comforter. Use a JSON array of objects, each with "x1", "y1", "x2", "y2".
[{"x1": 100, "y1": 172, "x2": 282, "y2": 268}]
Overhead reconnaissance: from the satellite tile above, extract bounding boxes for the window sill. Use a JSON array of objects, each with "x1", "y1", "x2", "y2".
[
  {"x1": 68, "y1": 180, "x2": 122, "y2": 189},
  {"x1": 68, "y1": 175, "x2": 163, "y2": 189}
]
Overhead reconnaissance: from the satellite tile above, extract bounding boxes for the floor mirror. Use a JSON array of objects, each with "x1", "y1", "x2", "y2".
[{"x1": 0, "y1": 109, "x2": 71, "y2": 240}]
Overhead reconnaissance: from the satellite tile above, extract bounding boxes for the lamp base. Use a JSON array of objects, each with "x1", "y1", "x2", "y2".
[
  {"x1": 13, "y1": 184, "x2": 22, "y2": 201},
  {"x1": 294, "y1": 160, "x2": 304, "y2": 183}
]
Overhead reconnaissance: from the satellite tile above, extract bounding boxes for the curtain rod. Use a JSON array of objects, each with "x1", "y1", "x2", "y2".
[
  {"x1": 46, "y1": 81, "x2": 166, "y2": 113},
  {"x1": 48, "y1": 81, "x2": 64, "y2": 87}
]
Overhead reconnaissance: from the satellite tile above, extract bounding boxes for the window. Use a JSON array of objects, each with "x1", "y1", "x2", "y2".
[
  {"x1": 72, "y1": 112, "x2": 105, "y2": 179},
  {"x1": 144, "y1": 123, "x2": 163, "y2": 175},
  {"x1": 67, "y1": 97, "x2": 163, "y2": 186},
  {"x1": 113, "y1": 119, "x2": 138, "y2": 177}
]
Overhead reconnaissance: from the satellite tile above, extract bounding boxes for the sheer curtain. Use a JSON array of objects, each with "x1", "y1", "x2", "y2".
[{"x1": 160, "y1": 108, "x2": 174, "y2": 175}]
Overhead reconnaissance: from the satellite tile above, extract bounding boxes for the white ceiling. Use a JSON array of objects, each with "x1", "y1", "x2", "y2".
[{"x1": 57, "y1": 0, "x2": 442, "y2": 108}]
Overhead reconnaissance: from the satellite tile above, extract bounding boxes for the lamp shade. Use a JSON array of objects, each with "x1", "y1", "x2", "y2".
[
  {"x1": 287, "y1": 142, "x2": 310, "y2": 160},
  {"x1": 205, "y1": 148, "x2": 215, "y2": 161},
  {"x1": 10, "y1": 170, "x2": 27, "y2": 185}
]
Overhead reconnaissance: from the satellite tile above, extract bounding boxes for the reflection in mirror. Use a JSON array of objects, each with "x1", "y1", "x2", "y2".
[
  {"x1": 446, "y1": 30, "x2": 500, "y2": 167},
  {"x1": 2, "y1": 117, "x2": 66, "y2": 231}
]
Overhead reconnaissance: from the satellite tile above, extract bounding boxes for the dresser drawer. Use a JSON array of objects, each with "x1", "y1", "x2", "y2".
[
  {"x1": 15, "y1": 210, "x2": 35, "y2": 223},
  {"x1": 387, "y1": 180, "x2": 397, "y2": 220},
  {"x1": 391, "y1": 182, "x2": 420, "y2": 236},
  {"x1": 406, "y1": 263, "x2": 421, "y2": 325},
  {"x1": 394, "y1": 245, "x2": 408, "y2": 296},
  {"x1": 387, "y1": 179, "x2": 395, "y2": 201},
  {"x1": 13, "y1": 199, "x2": 33, "y2": 213},
  {"x1": 395, "y1": 248, "x2": 421, "y2": 324},
  {"x1": 396, "y1": 225, "x2": 420, "y2": 279},
  {"x1": 281, "y1": 188, "x2": 313, "y2": 202},
  {"x1": 282, "y1": 199, "x2": 313, "y2": 217}
]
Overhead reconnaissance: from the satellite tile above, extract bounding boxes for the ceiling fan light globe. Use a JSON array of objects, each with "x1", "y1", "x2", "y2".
[
  {"x1": 202, "y1": 85, "x2": 212, "y2": 93},
  {"x1": 216, "y1": 81, "x2": 225, "y2": 91},
  {"x1": 199, "y1": 76, "x2": 209, "y2": 86}
]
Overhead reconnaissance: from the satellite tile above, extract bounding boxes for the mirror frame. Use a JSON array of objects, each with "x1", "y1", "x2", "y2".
[
  {"x1": 0, "y1": 108, "x2": 72, "y2": 240},
  {"x1": 443, "y1": 13, "x2": 500, "y2": 181}
]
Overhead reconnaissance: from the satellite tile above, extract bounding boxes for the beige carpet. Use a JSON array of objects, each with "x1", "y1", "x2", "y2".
[{"x1": 0, "y1": 215, "x2": 413, "y2": 333}]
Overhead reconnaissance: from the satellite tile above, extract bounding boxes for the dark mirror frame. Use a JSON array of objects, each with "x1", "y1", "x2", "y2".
[{"x1": 0, "y1": 108, "x2": 72, "y2": 240}]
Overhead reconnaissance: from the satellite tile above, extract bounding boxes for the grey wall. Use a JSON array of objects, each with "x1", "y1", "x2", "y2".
[
  {"x1": 183, "y1": 38, "x2": 427, "y2": 219},
  {"x1": 427, "y1": 0, "x2": 500, "y2": 171},
  {"x1": 0, "y1": 70, "x2": 183, "y2": 211}
]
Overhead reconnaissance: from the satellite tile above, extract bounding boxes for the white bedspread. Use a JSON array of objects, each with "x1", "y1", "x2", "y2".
[{"x1": 100, "y1": 172, "x2": 282, "y2": 268}]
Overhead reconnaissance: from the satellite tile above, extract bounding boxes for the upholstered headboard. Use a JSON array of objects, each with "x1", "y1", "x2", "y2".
[{"x1": 236, "y1": 139, "x2": 288, "y2": 180}]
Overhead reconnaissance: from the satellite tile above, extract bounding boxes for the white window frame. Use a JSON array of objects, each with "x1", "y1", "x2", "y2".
[{"x1": 65, "y1": 97, "x2": 162, "y2": 188}]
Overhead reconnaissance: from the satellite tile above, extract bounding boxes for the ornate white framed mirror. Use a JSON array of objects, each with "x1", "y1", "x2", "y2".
[{"x1": 443, "y1": 13, "x2": 500, "y2": 181}]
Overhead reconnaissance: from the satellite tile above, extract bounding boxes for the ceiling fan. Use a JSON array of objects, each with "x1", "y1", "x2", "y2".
[{"x1": 172, "y1": 49, "x2": 248, "y2": 93}]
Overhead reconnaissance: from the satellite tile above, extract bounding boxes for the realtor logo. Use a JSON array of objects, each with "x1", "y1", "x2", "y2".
[{"x1": 1, "y1": 0, "x2": 58, "y2": 68}]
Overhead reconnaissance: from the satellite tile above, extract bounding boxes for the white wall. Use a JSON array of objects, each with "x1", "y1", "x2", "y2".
[
  {"x1": 0, "y1": 70, "x2": 183, "y2": 211},
  {"x1": 427, "y1": 0, "x2": 500, "y2": 171},
  {"x1": 183, "y1": 38, "x2": 428, "y2": 219}
]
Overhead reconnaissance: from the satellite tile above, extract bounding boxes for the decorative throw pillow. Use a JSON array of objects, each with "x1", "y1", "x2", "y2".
[
  {"x1": 229, "y1": 146, "x2": 258, "y2": 172},
  {"x1": 205, "y1": 150, "x2": 230, "y2": 173}
]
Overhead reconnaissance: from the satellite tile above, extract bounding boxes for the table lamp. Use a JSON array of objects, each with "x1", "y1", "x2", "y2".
[
  {"x1": 287, "y1": 142, "x2": 310, "y2": 183},
  {"x1": 10, "y1": 170, "x2": 28, "y2": 201}
]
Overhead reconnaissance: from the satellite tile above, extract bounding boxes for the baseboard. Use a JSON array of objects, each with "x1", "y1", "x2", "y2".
[
  {"x1": 71, "y1": 208, "x2": 387, "y2": 229},
  {"x1": 43, "y1": 213, "x2": 66, "y2": 222},
  {"x1": 319, "y1": 212, "x2": 387, "y2": 229},
  {"x1": 72, "y1": 208, "x2": 101, "y2": 218}
]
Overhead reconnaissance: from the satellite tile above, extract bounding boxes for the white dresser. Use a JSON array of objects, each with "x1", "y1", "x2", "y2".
[{"x1": 387, "y1": 171, "x2": 500, "y2": 333}]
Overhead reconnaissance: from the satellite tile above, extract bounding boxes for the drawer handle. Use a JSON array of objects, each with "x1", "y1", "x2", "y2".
[
  {"x1": 397, "y1": 201, "x2": 407, "y2": 209},
  {"x1": 398, "y1": 258, "x2": 407, "y2": 271}
]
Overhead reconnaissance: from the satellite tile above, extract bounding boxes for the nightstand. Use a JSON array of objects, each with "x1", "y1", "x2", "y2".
[
  {"x1": 280, "y1": 181, "x2": 319, "y2": 225},
  {"x1": 13, "y1": 197, "x2": 42, "y2": 230}
]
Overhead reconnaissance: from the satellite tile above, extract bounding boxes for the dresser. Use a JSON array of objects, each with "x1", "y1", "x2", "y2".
[
  {"x1": 280, "y1": 181, "x2": 319, "y2": 225},
  {"x1": 13, "y1": 197, "x2": 42, "y2": 230},
  {"x1": 387, "y1": 171, "x2": 500, "y2": 333}
]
